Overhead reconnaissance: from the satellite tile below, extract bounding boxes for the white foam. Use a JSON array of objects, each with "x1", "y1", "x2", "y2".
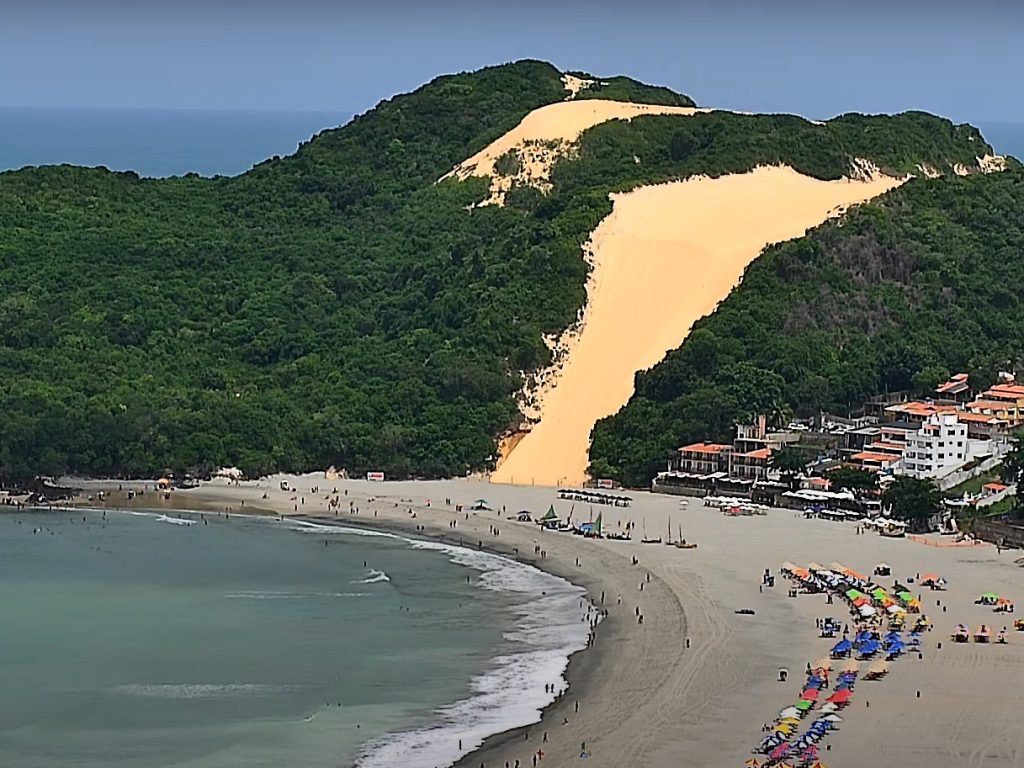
[
  {"x1": 223, "y1": 590, "x2": 368, "y2": 600},
  {"x1": 356, "y1": 537, "x2": 591, "y2": 768},
  {"x1": 155, "y1": 514, "x2": 196, "y2": 526},
  {"x1": 351, "y1": 569, "x2": 390, "y2": 584},
  {"x1": 112, "y1": 683, "x2": 298, "y2": 699}
]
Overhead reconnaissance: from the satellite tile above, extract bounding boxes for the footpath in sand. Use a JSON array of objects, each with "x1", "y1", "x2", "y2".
[{"x1": 493, "y1": 166, "x2": 904, "y2": 487}]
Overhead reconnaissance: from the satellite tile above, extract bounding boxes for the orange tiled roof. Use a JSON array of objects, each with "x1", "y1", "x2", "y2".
[
  {"x1": 678, "y1": 442, "x2": 731, "y2": 455},
  {"x1": 983, "y1": 482, "x2": 1008, "y2": 492},
  {"x1": 740, "y1": 448, "x2": 772, "y2": 460},
  {"x1": 968, "y1": 400, "x2": 1019, "y2": 410},
  {"x1": 885, "y1": 401, "x2": 958, "y2": 417},
  {"x1": 850, "y1": 451, "x2": 901, "y2": 464},
  {"x1": 983, "y1": 384, "x2": 1024, "y2": 400},
  {"x1": 955, "y1": 412, "x2": 1006, "y2": 423}
]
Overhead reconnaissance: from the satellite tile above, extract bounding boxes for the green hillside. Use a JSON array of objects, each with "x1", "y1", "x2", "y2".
[
  {"x1": 0, "y1": 60, "x2": 1003, "y2": 482},
  {"x1": 589, "y1": 168, "x2": 1024, "y2": 486}
]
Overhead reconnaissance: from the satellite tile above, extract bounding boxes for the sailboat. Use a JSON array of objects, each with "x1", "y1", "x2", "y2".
[
  {"x1": 641, "y1": 518, "x2": 662, "y2": 544},
  {"x1": 665, "y1": 515, "x2": 676, "y2": 545},
  {"x1": 675, "y1": 524, "x2": 697, "y2": 549}
]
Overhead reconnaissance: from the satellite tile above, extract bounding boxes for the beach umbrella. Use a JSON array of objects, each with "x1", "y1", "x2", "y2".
[
  {"x1": 822, "y1": 714, "x2": 842, "y2": 723},
  {"x1": 828, "y1": 689, "x2": 852, "y2": 704},
  {"x1": 897, "y1": 590, "x2": 914, "y2": 602},
  {"x1": 831, "y1": 639, "x2": 852, "y2": 655},
  {"x1": 981, "y1": 592, "x2": 999, "y2": 601},
  {"x1": 845, "y1": 588, "x2": 863, "y2": 600},
  {"x1": 795, "y1": 699, "x2": 814, "y2": 711},
  {"x1": 852, "y1": 596, "x2": 871, "y2": 607},
  {"x1": 858, "y1": 605, "x2": 877, "y2": 617},
  {"x1": 819, "y1": 703, "x2": 839, "y2": 713},
  {"x1": 780, "y1": 718, "x2": 801, "y2": 726},
  {"x1": 778, "y1": 706, "x2": 801, "y2": 720},
  {"x1": 745, "y1": 760, "x2": 761, "y2": 768},
  {"x1": 801, "y1": 688, "x2": 820, "y2": 701}
]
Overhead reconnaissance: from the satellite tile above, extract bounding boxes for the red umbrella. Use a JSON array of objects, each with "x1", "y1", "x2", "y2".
[
  {"x1": 800, "y1": 688, "x2": 820, "y2": 701},
  {"x1": 827, "y1": 689, "x2": 852, "y2": 704}
]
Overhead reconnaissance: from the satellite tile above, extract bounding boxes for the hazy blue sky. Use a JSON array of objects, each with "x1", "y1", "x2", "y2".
[{"x1": 4, "y1": 0, "x2": 1022, "y2": 121}]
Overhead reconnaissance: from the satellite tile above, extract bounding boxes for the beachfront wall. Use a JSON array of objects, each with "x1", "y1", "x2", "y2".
[{"x1": 972, "y1": 518, "x2": 1024, "y2": 549}]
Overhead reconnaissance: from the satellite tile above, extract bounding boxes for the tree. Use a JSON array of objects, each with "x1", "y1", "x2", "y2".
[
  {"x1": 882, "y1": 477, "x2": 944, "y2": 532},
  {"x1": 770, "y1": 447, "x2": 807, "y2": 490},
  {"x1": 827, "y1": 467, "x2": 877, "y2": 493},
  {"x1": 911, "y1": 365, "x2": 950, "y2": 395},
  {"x1": 1000, "y1": 430, "x2": 1024, "y2": 485}
]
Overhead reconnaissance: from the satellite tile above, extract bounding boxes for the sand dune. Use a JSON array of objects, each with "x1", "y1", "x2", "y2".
[
  {"x1": 493, "y1": 166, "x2": 905, "y2": 487},
  {"x1": 440, "y1": 99, "x2": 706, "y2": 205}
]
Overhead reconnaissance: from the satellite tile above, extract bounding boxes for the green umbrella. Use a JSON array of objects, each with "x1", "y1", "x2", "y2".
[
  {"x1": 845, "y1": 589, "x2": 863, "y2": 600},
  {"x1": 981, "y1": 592, "x2": 999, "y2": 601},
  {"x1": 872, "y1": 588, "x2": 888, "y2": 600},
  {"x1": 795, "y1": 700, "x2": 813, "y2": 711},
  {"x1": 897, "y1": 591, "x2": 914, "y2": 602}
]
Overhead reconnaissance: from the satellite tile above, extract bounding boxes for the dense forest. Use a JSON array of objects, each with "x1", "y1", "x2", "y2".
[
  {"x1": 0, "y1": 59, "x2": 1008, "y2": 482},
  {"x1": 589, "y1": 169, "x2": 1024, "y2": 486}
]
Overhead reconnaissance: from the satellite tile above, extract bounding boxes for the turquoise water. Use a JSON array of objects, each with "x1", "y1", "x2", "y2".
[{"x1": 0, "y1": 510, "x2": 587, "y2": 768}]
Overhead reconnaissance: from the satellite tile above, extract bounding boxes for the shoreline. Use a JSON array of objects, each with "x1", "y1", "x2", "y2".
[
  {"x1": 62, "y1": 489, "x2": 626, "y2": 768},
  {"x1": 61, "y1": 473, "x2": 1024, "y2": 768}
]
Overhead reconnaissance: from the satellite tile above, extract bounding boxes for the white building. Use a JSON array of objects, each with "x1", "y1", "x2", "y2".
[{"x1": 897, "y1": 413, "x2": 969, "y2": 480}]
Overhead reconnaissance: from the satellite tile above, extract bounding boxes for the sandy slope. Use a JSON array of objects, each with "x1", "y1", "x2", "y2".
[
  {"x1": 79, "y1": 475, "x2": 1024, "y2": 768},
  {"x1": 492, "y1": 166, "x2": 904, "y2": 487},
  {"x1": 440, "y1": 99, "x2": 706, "y2": 204}
]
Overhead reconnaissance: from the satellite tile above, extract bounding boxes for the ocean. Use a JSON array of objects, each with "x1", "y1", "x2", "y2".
[
  {"x1": 0, "y1": 109, "x2": 1020, "y2": 180},
  {"x1": 0, "y1": 108, "x2": 351, "y2": 178},
  {"x1": 0, "y1": 510, "x2": 588, "y2": 768},
  {"x1": 976, "y1": 121, "x2": 1024, "y2": 163}
]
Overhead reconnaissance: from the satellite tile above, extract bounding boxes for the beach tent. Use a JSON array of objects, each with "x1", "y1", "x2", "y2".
[
  {"x1": 471, "y1": 499, "x2": 492, "y2": 511},
  {"x1": 830, "y1": 639, "x2": 852, "y2": 657},
  {"x1": 827, "y1": 688, "x2": 852, "y2": 704}
]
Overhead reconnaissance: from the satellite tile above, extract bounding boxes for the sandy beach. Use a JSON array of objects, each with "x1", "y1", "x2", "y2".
[
  {"x1": 75, "y1": 475, "x2": 1024, "y2": 768},
  {"x1": 493, "y1": 167, "x2": 905, "y2": 487}
]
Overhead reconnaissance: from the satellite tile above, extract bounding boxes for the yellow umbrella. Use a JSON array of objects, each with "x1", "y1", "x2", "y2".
[
  {"x1": 779, "y1": 717, "x2": 801, "y2": 725},
  {"x1": 745, "y1": 760, "x2": 761, "y2": 768}
]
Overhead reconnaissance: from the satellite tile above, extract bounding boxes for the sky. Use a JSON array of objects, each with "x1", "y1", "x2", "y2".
[{"x1": 3, "y1": 0, "x2": 1023, "y2": 122}]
